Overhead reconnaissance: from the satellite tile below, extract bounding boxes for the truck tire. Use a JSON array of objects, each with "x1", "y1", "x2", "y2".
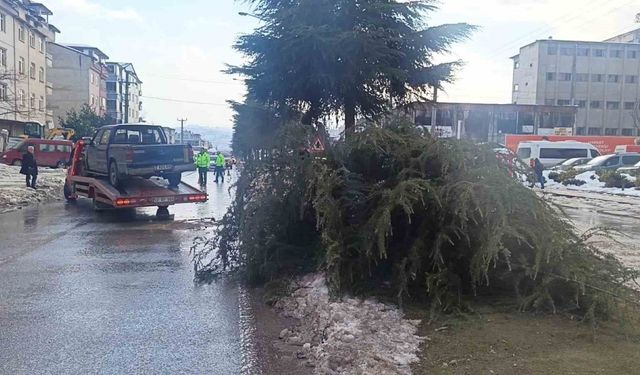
[
  {"x1": 92, "y1": 197, "x2": 109, "y2": 212},
  {"x1": 63, "y1": 182, "x2": 77, "y2": 202},
  {"x1": 108, "y1": 160, "x2": 121, "y2": 188},
  {"x1": 167, "y1": 173, "x2": 181, "y2": 188},
  {"x1": 56, "y1": 160, "x2": 66, "y2": 169}
]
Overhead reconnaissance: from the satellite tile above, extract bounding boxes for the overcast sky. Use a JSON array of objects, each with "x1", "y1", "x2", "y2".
[{"x1": 45, "y1": 0, "x2": 639, "y2": 129}]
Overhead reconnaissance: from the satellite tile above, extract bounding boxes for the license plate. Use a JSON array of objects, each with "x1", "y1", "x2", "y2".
[
  {"x1": 153, "y1": 197, "x2": 175, "y2": 204},
  {"x1": 155, "y1": 164, "x2": 173, "y2": 171}
]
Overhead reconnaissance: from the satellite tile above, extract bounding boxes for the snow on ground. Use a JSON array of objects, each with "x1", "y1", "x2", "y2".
[
  {"x1": 0, "y1": 163, "x2": 66, "y2": 213},
  {"x1": 275, "y1": 274, "x2": 423, "y2": 375},
  {"x1": 543, "y1": 170, "x2": 640, "y2": 197}
]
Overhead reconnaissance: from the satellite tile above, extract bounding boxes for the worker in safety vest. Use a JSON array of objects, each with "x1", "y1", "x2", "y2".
[
  {"x1": 215, "y1": 151, "x2": 226, "y2": 183},
  {"x1": 195, "y1": 148, "x2": 211, "y2": 186}
]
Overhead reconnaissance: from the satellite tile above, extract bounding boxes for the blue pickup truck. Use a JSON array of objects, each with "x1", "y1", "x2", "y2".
[{"x1": 84, "y1": 124, "x2": 195, "y2": 187}]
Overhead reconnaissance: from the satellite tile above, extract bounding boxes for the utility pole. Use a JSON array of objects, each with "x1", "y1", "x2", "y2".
[
  {"x1": 177, "y1": 118, "x2": 187, "y2": 144},
  {"x1": 123, "y1": 69, "x2": 130, "y2": 123}
]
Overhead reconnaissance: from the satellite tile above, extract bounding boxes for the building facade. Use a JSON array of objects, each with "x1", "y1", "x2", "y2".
[
  {"x1": 0, "y1": 0, "x2": 58, "y2": 137},
  {"x1": 511, "y1": 31, "x2": 640, "y2": 136},
  {"x1": 47, "y1": 43, "x2": 108, "y2": 125},
  {"x1": 106, "y1": 62, "x2": 142, "y2": 124}
]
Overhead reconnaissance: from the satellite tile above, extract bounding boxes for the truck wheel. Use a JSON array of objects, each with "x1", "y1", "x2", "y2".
[
  {"x1": 63, "y1": 183, "x2": 77, "y2": 202},
  {"x1": 92, "y1": 197, "x2": 108, "y2": 212},
  {"x1": 109, "y1": 160, "x2": 121, "y2": 188},
  {"x1": 12, "y1": 159, "x2": 21, "y2": 166},
  {"x1": 56, "y1": 160, "x2": 66, "y2": 169},
  {"x1": 167, "y1": 173, "x2": 181, "y2": 188}
]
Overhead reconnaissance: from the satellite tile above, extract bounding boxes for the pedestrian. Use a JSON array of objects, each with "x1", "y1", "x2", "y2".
[
  {"x1": 533, "y1": 158, "x2": 545, "y2": 189},
  {"x1": 20, "y1": 145, "x2": 38, "y2": 189},
  {"x1": 215, "y1": 151, "x2": 226, "y2": 183},
  {"x1": 195, "y1": 148, "x2": 211, "y2": 186}
]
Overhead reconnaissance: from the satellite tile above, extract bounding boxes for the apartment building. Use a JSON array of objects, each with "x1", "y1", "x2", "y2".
[
  {"x1": 47, "y1": 43, "x2": 108, "y2": 125},
  {"x1": 511, "y1": 30, "x2": 640, "y2": 136},
  {"x1": 0, "y1": 0, "x2": 58, "y2": 137},
  {"x1": 106, "y1": 62, "x2": 142, "y2": 123}
]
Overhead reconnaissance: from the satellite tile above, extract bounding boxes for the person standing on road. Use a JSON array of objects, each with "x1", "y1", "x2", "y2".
[
  {"x1": 215, "y1": 151, "x2": 226, "y2": 183},
  {"x1": 533, "y1": 158, "x2": 545, "y2": 190},
  {"x1": 20, "y1": 145, "x2": 38, "y2": 189},
  {"x1": 195, "y1": 148, "x2": 211, "y2": 186}
]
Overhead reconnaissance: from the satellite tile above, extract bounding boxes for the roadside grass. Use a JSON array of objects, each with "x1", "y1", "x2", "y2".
[{"x1": 409, "y1": 301, "x2": 640, "y2": 375}]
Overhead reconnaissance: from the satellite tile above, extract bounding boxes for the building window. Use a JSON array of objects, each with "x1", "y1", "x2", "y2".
[
  {"x1": 605, "y1": 128, "x2": 618, "y2": 136},
  {"x1": 557, "y1": 99, "x2": 571, "y2": 106},
  {"x1": 0, "y1": 47, "x2": 6, "y2": 67},
  {"x1": 39, "y1": 67, "x2": 44, "y2": 82},
  {"x1": 0, "y1": 84, "x2": 6, "y2": 101},
  {"x1": 591, "y1": 74, "x2": 603, "y2": 82},
  {"x1": 590, "y1": 101, "x2": 601, "y2": 109},
  {"x1": 30, "y1": 93, "x2": 35, "y2": 109},
  {"x1": 610, "y1": 50, "x2": 623, "y2": 58},
  {"x1": 29, "y1": 32, "x2": 35, "y2": 48},
  {"x1": 0, "y1": 13, "x2": 5, "y2": 33},
  {"x1": 514, "y1": 60, "x2": 520, "y2": 69},
  {"x1": 91, "y1": 95, "x2": 96, "y2": 107},
  {"x1": 38, "y1": 96, "x2": 44, "y2": 111},
  {"x1": 18, "y1": 90, "x2": 25, "y2": 107},
  {"x1": 576, "y1": 127, "x2": 586, "y2": 135},
  {"x1": 575, "y1": 73, "x2": 589, "y2": 82},
  {"x1": 18, "y1": 57, "x2": 25, "y2": 75},
  {"x1": 577, "y1": 48, "x2": 589, "y2": 56},
  {"x1": 546, "y1": 72, "x2": 556, "y2": 81},
  {"x1": 625, "y1": 75, "x2": 637, "y2": 84},
  {"x1": 622, "y1": 129, "x2": 634, "y2": 136},
  {"x1": 18, "y1": 26, "x2": 25, "y2": 42},
  {"x1": 594, "y1": 49, "x2": 605, "y2": 57},
  {"x1": 547, "y1": 46, "x2": 558, "y2": 55},
  {"x1": 606, "y1": 101, "x2": 620, "y2": 110},
  {"x1": 39, "y1": 37, "x2": 44, "y2": 53},
  {"x1": 628, "y1": 50, "x2": 638, "y2": 59},
  {"x1": 607, "y1": 74, "x2": 620, "y2": 83},
  {"x1": 90, "y1": 72, "x2": 96, "y2": 84},
  {"x1": 513, "y1": 84, "x2": 519, "y2": 92},
  {"x1": 577, "y1": 100, "x2": 587, "y2": 108},
  {"x1": 544, "y1": 99, "x2": 555, "y2": 106},
  {"x1": 588, "y1": 127, "x2": 602, "y2": 135},
  {"x1": 560, "y1": 47, "x2": 573, "y2": 56},
  {"x1": 624, "y1": 102, "x2": 636, "y2": 110},
  {"x1": 559, "y1": 73, "x2": 572, "y2": 81},
  {"x1": 29, "y1": 63, "x2": 35, "y2": 80}
]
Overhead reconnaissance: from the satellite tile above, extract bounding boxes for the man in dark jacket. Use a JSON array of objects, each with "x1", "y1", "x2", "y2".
[
  {"x1": 20, "y1": 145, "x2": 38, "y2": 189},
  {"x1": 533, "y1": 158, "x2": 545, "y2": 189}
]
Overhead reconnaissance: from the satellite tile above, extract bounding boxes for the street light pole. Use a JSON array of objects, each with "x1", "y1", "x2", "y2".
[{"x1": 177, "y1": 118, "x2": 187, "y2": 144}]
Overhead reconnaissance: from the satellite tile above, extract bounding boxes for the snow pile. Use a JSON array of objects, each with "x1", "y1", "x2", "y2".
[
  {"x1": 275, "y1": 274, "x2": 424, "y2": 375},
  {"x1": 544, "y1": 170, "x2": 640, "y2": 197},
  {"x1": 0, "y1": 163, "x2": 66, "y2": 213}
]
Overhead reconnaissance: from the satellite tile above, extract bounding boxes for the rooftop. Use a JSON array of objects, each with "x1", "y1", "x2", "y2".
[{"x1": 64, "y1": 44, "x2": 109, "y2": 60}]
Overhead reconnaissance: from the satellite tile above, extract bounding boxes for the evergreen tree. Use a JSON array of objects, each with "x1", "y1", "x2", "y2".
[
  {"x1": 230, "y1": 0, "x2": 474, "y2": 131},
  {"x1": 59, "y1": 104, "x2": 113, "y2": 140}
]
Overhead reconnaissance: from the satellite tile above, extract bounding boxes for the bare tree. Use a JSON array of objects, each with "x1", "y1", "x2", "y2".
[{"x1": 0, "y1": 70, "x2": 39, "y2": 119}]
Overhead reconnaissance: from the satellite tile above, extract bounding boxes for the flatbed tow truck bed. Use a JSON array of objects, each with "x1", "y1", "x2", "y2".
[{"x1": 64, "y1": 140, "x2": 207, "y2": 219}]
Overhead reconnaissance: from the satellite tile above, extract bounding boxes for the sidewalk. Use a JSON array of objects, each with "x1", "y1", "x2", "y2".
[{"x1": 543, "y1": 187, "x2": 640, "y2": 206}]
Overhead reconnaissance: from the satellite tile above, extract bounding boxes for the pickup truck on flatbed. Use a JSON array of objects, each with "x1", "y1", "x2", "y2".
[{"x1": 84, "y1": 124, "x2": 195, "y2": 187}]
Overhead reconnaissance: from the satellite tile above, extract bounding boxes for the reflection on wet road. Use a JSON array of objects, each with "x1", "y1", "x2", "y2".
[{"x1": 0, "y1": 172, "x2": 242, "y2": 374}]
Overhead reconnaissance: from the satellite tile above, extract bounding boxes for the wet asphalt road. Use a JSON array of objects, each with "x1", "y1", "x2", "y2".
[{"x1": 0, "y1": 171, "x2": 244, "y2": 374}]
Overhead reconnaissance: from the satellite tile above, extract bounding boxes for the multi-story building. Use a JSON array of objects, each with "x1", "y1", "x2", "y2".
[
  {"x1": 0, "y1": 0, "x2": 59, "y2": 138},
  {"x1": 511, "y1": 29, "x2": 640, "y2": 136},
  {"x1": 47, "y1": 43, "x2": 108, "y2": 125},
  {"x1": 106, "y1": 62, "x2": 142, "y2": 124}
]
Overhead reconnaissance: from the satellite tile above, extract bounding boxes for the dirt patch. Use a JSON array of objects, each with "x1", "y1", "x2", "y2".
[
  {"x1": 250, "y1": 286, "x2": 314, "y2": 375},
  {"x1": 411, "y1": 306, "x2": 640, "y2": 375}
]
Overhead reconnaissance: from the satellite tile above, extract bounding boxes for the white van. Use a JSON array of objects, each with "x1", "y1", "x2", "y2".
[{"x1": 516, "y1": 141, "x2": 600, "y2": 168}]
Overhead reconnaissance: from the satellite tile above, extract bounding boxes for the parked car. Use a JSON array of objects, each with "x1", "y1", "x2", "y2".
[
  {"x1": 1, "y1": 138, "x2": 73, "y2": 168},
  {"x1": 84, "y1": 124, "x2": 195, "y2": 187},
  {"x1": 516, "y1": 141, "x2": 600, "y2": 168},
  {"x1": 549, "y1": 157, "x2": 592, "y2": 171},
  {"x1": 574, "y1": 153, "x2": 640, "y2": 173},
  {"x1": 617, "y1": 161, "x2": 640, "y2": 176}
]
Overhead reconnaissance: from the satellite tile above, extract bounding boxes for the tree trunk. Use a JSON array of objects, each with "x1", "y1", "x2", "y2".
[{"x1": 344, "y1": 101, "x2": 356, "y2": 135}]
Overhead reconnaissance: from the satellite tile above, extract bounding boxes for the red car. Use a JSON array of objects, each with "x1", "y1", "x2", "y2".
[{"x1": 1, "y1": 139, "x2": 73, "y2": 168}]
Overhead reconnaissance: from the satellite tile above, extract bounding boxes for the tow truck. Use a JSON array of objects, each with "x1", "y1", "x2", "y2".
[{"x1": 64, "y1": 140, "x2": 207, "y2": 219}]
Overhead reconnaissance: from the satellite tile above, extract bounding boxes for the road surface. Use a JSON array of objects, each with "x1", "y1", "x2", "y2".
[{"x1": 0, "y1": 171, "x2": 250, "y2": 374}]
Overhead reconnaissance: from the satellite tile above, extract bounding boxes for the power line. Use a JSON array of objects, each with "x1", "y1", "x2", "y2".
[
  {"x1": 143, "y1": 73, "x2": 244, "y2": 85},
  {"x1": 142, "y1": 96, "x2": 230, "y2": 106}
]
